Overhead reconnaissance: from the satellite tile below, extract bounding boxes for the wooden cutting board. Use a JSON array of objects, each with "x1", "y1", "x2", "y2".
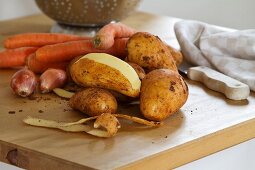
[{"x1": 0, "y1": 12, "x2": 255, "y2": 170}]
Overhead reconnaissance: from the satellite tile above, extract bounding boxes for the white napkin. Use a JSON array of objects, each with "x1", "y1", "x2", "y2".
[{"x1": 174, "y1": 20, "x2": 255, "y2": 91}]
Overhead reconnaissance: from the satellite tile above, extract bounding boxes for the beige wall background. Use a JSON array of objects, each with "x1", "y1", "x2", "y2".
[{"x1": 138, "y1": 0, "x2": 255, "y2": 29}]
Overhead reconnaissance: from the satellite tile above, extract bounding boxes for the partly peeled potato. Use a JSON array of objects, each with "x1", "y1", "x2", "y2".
[
  {"x1": 127, "y1": 32, "x2": 177, "y2": 72},
  {"x1": 140, "y1": 69, "x2": 188, "y2": 121},
  {"x1": 70, "y1": 53, "x2": 141, "y2": 98}
]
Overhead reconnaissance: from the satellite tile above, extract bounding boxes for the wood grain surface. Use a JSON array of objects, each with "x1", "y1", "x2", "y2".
[{"x1": 0, "y1": 12, "x2": 255, "y2": 170}]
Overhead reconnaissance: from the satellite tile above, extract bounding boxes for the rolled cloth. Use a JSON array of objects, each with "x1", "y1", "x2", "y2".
[{"x1": 174, "y1": 20, "x2": 255, "y2": 91}]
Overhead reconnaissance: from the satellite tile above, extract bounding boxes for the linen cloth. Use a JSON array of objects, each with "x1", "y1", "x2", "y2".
[{"x1": 174, "y1": 20, "x2": 255, "y2": 91}]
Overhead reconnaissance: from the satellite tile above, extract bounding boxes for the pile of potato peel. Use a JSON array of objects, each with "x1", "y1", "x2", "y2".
[
  {"x1": 24, "y1": 111, "x2": 163, "y2": 138},
  {"x1": 23, "y1": 113, "x2": 120, "y2": 138}
]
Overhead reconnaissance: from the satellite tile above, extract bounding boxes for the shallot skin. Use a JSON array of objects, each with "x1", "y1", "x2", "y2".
[
  {"x1": 10, "y1": 68, "x2": 38, "y2": 97},
  {"x1": 40, "y1": 68, "x2": 67, "y2": 93}
]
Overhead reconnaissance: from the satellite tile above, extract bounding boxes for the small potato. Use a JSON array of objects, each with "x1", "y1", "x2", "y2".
[
  {"x1": 69, "y1": 88, "x2": 117, "y2": 116},
  {"x1": 165, "y1": 45, "x2": 183, "y2": 66},
  {"x1": 127, "y1": 62, "x2": 146, "y2": 79},
  {"x1": 140, "y1": 69, "x2": 188, "y2": 121},
  {"x1": 127, "y1": 32, "x2": 177, "y2": 72}
]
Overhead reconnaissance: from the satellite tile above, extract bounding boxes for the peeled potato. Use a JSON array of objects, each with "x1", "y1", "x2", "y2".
[
  {"x1": 70, "y1": 53, "x2": 141, "y2": 98},
  {"x1": 69, "y1": 88, "x2": 117, "y2": 117},
  {"x1": 140, "y1": 69, "x2": 188, "y2": 121},
  {"x1": 127, "y1": 32, "x2": 177, "y2": 72}
]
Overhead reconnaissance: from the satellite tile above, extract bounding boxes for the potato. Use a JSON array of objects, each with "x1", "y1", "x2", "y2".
[
  {"x1": 66, "y1": 55, "x2": 82, "y2": 83},
  {"x1": 140, "y1": 69, "x2": 188, "y2": 121},
  {"x1": 70, "y1": 53, "x2": 141, "y2": 98},
  {"x1": 127, "y1": 62, "x2": 146, "y2": 79},
  {"x1": 69, "y1": 88, "x2": 117, "y2": 116},
  {"x1": 127, "y1": 32, "x2": 177, "y2": 72},
  {"x1": 165, "y1": 45, "x2": 183, "y2": 66}
]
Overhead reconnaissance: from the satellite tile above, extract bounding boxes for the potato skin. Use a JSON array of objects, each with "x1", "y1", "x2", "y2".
[
  {"x1": 69, "y1": 88, "x2": 117, "y2": 116},
  {"x1": 140, "y1": 69, "x2": 188, "y2": 121},
  {"x1": 127, "y1": 32, "x2": 177, "y2": 72}
]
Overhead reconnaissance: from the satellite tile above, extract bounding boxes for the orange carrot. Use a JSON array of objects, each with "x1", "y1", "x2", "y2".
[
  {"x1": 35, "y1": 38, "x2": 128, "y2": 63},
  {"x1": 4, "y1": 33, "x2": 91, "y2": 49},
  {"x1": 0, "y1": 47, "x2": 38, "y2": 68},
  {"x1": 26, "y1": 53, "x2": 69, "y2": 74},
  {"x1": 93, "y1": 23, "x2": 136, "y2": 50}
]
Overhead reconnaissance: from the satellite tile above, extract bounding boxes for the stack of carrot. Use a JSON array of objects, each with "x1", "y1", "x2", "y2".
[{"x1": 0, "y1": 23, "x2": 136, "y2": 74}]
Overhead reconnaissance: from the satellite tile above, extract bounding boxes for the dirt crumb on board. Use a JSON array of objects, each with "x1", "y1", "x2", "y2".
[
  {"x1": 8, "y1": 111, "x2": 15, "y2": 114},
  {"x1": 43, "y1": 97, "x2": 51, "y2": 101},
  {"x1": 28, "y1": 95, "x2": 37, "y2": 100},
  {"x1": 38, "y1": 110, "x2": 44, "y2": 113}
]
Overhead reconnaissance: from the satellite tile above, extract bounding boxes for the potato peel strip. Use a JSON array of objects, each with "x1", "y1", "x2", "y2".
[
  {"x1": 53, "y1": 88, "x2": 74, "y2": 98},
  {"x1": 114, "y1": 114, "x2": 163, "y2": 127},
  {"x1": 23, "y1": 113, "x2": 162, "y2": 138},
  {"x1": 62, "y1": 116, "x2": 98, "y2": 127},
  {"x1": 23, "y1": 116, "x2": 112, "y2": 138}
]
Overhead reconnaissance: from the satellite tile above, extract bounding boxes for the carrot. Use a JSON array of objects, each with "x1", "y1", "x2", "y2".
[
  {"x1": 93, "y1": 23, "x2": 136, "y2": 50},
  {"x1": 35, "y1": 38, "x2": 128, "y2": 63},
  {"x1": 4, "y1": 33, "x2": 91, "y2": 49},
  {"x1": 26, "y1": 53, "x2": 69, "y2": 74},
  {"x1": 0, "y1": 47, "x2": 38, "y2": 68}
]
